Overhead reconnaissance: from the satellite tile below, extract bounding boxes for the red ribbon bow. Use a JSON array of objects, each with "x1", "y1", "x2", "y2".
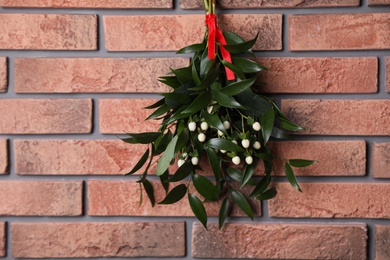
[{"x1": 206, "y1": 14, "x2": 235, "y2": 81}]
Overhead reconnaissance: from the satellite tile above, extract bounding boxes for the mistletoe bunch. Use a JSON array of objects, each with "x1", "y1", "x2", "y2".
[{"x1": 123, "y1": 0, "x2": 315, "y2": 228}]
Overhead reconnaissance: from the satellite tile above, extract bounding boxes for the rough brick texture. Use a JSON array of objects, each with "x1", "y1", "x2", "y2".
[
  {"x1": 289, "y1": 13, "x2": 390, "y2": 51},
  {"x1": 104, "y1": 14, "x2": 282, "y2": 51},
  {"x1": 371, "y1": 143, "x2": 390, "y2": 178},
  {"x1": 387, "y1": 57, "x2": 390, "y2": 92},
  {"x1": 257, "y1": 57, "x2": 378, "y2": 93},
  {"x1": 0, "y1": 140, "x2": 8, "y2": 174},
  {"x1": 0, "y1": 14, "x2": 97, "y2": 50},
  {"x1": 192, "y1": 223, "x2": 367, "y2": 259},
  {"x1": 88, "y1": 180, "x2": 261, "y2": 216},
  {"x1": 181, "y1": 0, "x2": 359, "y2": 9},
  {"x1": 0, "y1": 99, "x2": 92, "y2": 134},
  {"x1": 14, "y1": 140, "x2": 140, "y2": 175},
  {"x1": 369, "y1": 0, "x2": 390, "y2": 5},
  {"x1": 0, "y1": 57, "x2": 6, "y2": 93},
  {"x1": 99, "y1": 99, "x2": 161, "y2": 134},
  {"x1": 0, "y1": 0, "x2": 172, "y2": 8},
  {"x1": 0, "y1": 181, "x2": 82, "y2": 216},
  {"x1": 12, "y1": 222, "x2": 185, "y2": 258},
  {"x1": 271, "y1": 141, "x2": 366, "y2": 176},
  {"x1": 282, "y1": 99, "x2": 390, "y2": 135},
  {"x1": 14, "y1": 58, "x2": 188, "y2": 93},
  {"x1": 0, "y1": 222, "x2": 4, "y2": 257},
  {"x1": 376, "y1": 225, "x2": 390, "y2": 260},
  {"x1": 269, "y1": 183, "x2": 390, "y2": 218}
]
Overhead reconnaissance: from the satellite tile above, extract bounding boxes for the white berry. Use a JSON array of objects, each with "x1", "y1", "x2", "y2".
[
  {"x1": 207, "y1": 106, "x2": 213, "y2": 114},
  {"x1": 232, "y1": 156, "x2": 241, "y2": 165},
  {"x1": 223, "y1": 121, "x2": 231, "y2": 130},
  {"x1": 252, "y1": 122, "x2": 261, "y2": 131},
  {"x1": 188, "y1": 122, "x2": 197, "y2": 132},
  {"x1": 200, "y1": 122, "x2": 209, "y2": 131},
  {"x1": 181, "y1": 152, "x2": 188, "y2": 159},
  {"x1": 231, "y1": 140, "x2": 238, "y2": 145},
  {"x1": 217, "y1": 130, "x2": 224, "y2": 136},
  {"x1": 178, "y1": 159, "x2": 185, "y2": 167},
  {"x1": 198, "y1": 133, "x2": 206, "y2": 142},
  {"x1": 241, "y1": 139, "x2": 250, "y2": 148},
  {"x1": 191, "y1": 157, "x2": 199, "y2": 165},
  {"x1": 220, "y1": 149, "x2": 227, "y2": 154},
  {"x1": 245, "y1": 156, "x2": 253, "y2": 165},
  {"x1": 253, "y1": 141, "x2": 261, "y2": 150}
]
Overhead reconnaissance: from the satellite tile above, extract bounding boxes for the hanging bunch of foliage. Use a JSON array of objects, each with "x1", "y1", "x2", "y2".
[{"x1": 123, "y1": 0, "x2": 315, "y2": 229}]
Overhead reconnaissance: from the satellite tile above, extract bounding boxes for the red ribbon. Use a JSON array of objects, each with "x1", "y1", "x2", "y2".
[{"x1": 206, "y1": 14, "x2": 235, "y2": 81}]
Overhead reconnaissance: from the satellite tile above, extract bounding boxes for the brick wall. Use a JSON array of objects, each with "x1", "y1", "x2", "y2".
[{"x1": 0, "y1": 0, "x2": 389, "y2": 259}]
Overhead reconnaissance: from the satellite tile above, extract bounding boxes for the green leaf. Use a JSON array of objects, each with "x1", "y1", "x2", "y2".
[
  {"x1": 218, "y1": 198, "x2": 230, "y2": 229},
  {"x1": 156, "y1": 135, "x2": 178, "y2": 176},
  {"x1": 188, "y1": 193, "x2": 208, "y2": 229},
  {"x1": 249, "y1": 175, "x2": 271, "y2": 197},
  {"x1": 159, "y1": 170, "x2": 170, "y2": 193},
  {"x1": 284, "y1": 162, "x2": 302, "y2": 192},
  {"x1": 158, "y1": 184, "x2": 187, "y2": 204},
  {"x1": 206, "y1": 147, "x2": 222, "y2": 185},
  {"x1": 223, "y1": 32, "x2": 259, "y2": 53},
  {"x1": 175, "y1": 128, "x2": 190, "y2": 154},
  {"x1": 280, "y1": 117, "x2": 305, "y2": 131},
  {"x1": 171, "y1": 66, "x2": 192, "y2": 85},
  {"x1": 261, "y1": 108, "x2": 275, "y2": 145},
  {"x1": 230, "y1": 190, "x2": 253, "y2": 220},
  {"x1": 200, "y1": 48, "x2": 214, "y2": 78},
  {"x1": 221, "y1": 60, "x2": 245, "y2": 80},
  {"x1": 288, "y1": 159, "x2": 317, "y2": 168},
  {"x1": 192, "y1": 174, "x2": 219, "y2": 201},
  {"x1": 160, "y1": 92, "x2": 191, "y2": 105},
  {"x1": 154, "y1": 130, "x2": 172, "y2": 155},
  {"x1": 232, "y1": 57, "x2": 267, "y2": 73},
  {"x1": 271, "y1": 127, "x2": 292, "y2": 140},
  {"x1": 146, "y1": 103, "x2": 170, "y2": 120},
  {"x1": 220, "y1": 77, "x2": 257, "y2": 97},
  {"x1": 167, "y1": 160, "x2": 193, "y2": 182},
  {"x1": 176, "y1": 42, "x2": 205, "y2": 54},
  {"x1": 223, "y1": 31, "x2": 255, "y2": 57},
  {"x1": 202, "y1": 112, "x2": 227, "y2": 135},
  {"x1": 226, "y1": 167, "x2": 243, "y2": 182},
  {"x1": 189, "y1": 66, "x2": 219, "y2": 91},
  {"x1": 181, "y1": 91, "x2": 212, "y2": 115},
  {"x1": 192, "y1": 61, "x2": 201, "y2": 86},
  {"x1": 142, "y1": 179, "x2": 155, "y2": 207},
  {"x1": 125, "y1": 148, "x2": 149, "y2": 176},
  {"x1": 207, "y1": 138, "x2": 244, "y2": 152},
  {"x1": 255, "y1": 187, "x2": 277, "y2": 200},
  {"x1": 144, "y1": 98, "x2": 165, "y2": 109},
  {"x1": 235, "y1": 89, "x2": 270, "y2": 118},
  {"x1": 158, "y1": 76, "x2": 182, "y2": 89},
  {"x1": 241, "y1": 158, "x2": 258, "y2": 187},
  {"x1": 122, "y1": 132, "x2": 161, "y2": 144},
  {"x1": 213, "y1": 91, "x2": 246, "y2": 109}
]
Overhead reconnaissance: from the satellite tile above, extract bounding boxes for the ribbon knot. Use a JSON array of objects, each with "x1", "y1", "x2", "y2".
[{"x1": 206, "y1": 14, "x2": 235, "y2": 81}]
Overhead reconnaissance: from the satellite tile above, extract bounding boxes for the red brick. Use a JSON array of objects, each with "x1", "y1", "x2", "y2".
[
  {"x1": 387, "y1": 57, "x2": 390, "y2": 93},
  {"x1": 376, "y1": 225, "x2": 390, "y2": 260},
  {"x1": 289, "y1": 13, "x2": 390, "y2": 51},
  {"x1": 257, "y1": 57, "x2": 378, "y2": 93},
  {"x1": 0, "y1": 99, "x2": 92, "y2": 134},
  {"x1": 99, "y1": 99, "x2": 161, "y2": 134},
  {"x1": 0, "y1": 181, "x2": 82, "y2": 216},
  {"x1": 0, "y1": 140, "x2": 8, "y2": 174},
  {"x1": 369, "y1": 0, "x2": 390, "y2": 5},
  {"x1": 0, "y1": 0, "x2": 172, "y2": 8},
  {"x1": 281, "y1": 99, "x2": 390, "y2": 135},
  {"x1": 12, "y1": 222, "x2": 185, "y2": 258},
  {"x1": 0, "y1": 222, "x2": 4, "y2": 257},
  {"x1": 192, "y1": 223, "x2": 367, "y2": 259},
  {"x1": 88, "y1": 180, "x2": 260, "y2": 217},
  {"x1": 271, "y1": 141, "x2": 366, "y2": 176},
  {"x1": 0, "y1": 14, "x2": 97, "y2": 50},
  {"x1": 104, "y1": 14, "x2": 282, "y2": 51},
  {"x1": 269, "y1": 183, "x2": 390, "y2": 218},
  {"x1": 0, "y1": 57, "x2": 6, "y2": 93},
  {"x1": 371, "y1": 143, "x2": 390, "y2": 178},
  {"x1": 14, "y1": 58, "x2": 188, "y2": 93},
  {"x1": 181, "y1": 0, "x2": 359, "y2": 9},
  {"x1": 14, "y1": 140, "x2": 143, "y2": 175}
]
